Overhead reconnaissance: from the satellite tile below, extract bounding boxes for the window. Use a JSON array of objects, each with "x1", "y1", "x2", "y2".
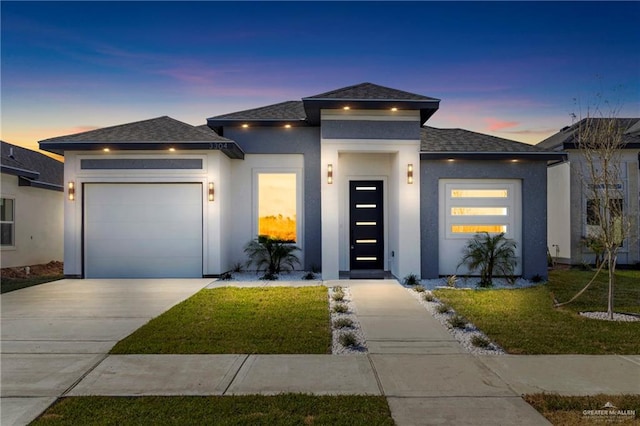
[
  {"x1": 451, "y1": 207, "x2": 508, "y2": 216},
  {"x1": 586, "y1": 199, "x2": 600, "y2": 225},
  {"x1": 451, "y1": 225, "x2": 507, "y2": 234},
  {"x1": 1, "y1": 198, "x2": 15, "y2": 246},
  {"x1": 451, "y1": 189, "x2": 508, "y2": 198},
  {"x1": 258, "y1": 173, "x2": 297, "y2": 242}
]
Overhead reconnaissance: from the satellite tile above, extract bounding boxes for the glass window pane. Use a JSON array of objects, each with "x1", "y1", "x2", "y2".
[
  {"x1": 1, "y1": 198, "x2": 14, "y2": 221},
  {"x1": 451, "y1": 207, "x2": 508, "y2": 216},
  {"x1": 258, "y1": 173, "x2": 297, "y2": 242},
  {"x1": 451, "y1": 225, "x2": 507, "y2": 234},
  {"x1": 1, "y1": 223, "x2": 13, "y2": 246},
  {"x1": 451, "y1": 189, "x2": 508, "y2": 198}
]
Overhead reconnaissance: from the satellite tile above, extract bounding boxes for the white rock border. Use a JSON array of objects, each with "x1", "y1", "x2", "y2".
[
  {"x1": 579, "y1": 311, "x2": 640, "y2": 322},
  {"x1": 328, "y1": 286, "x2": 368, "y2": 355},
  {"x1": 405, "y1": 286, "x2": 505, "y2": 355}
]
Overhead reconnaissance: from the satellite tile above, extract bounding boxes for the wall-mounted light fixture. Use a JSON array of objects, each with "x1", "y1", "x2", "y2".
[
  {"x1": 327, "y1": 164, "x2": 333, "y2": 184},
  {"x1": 407, "y1": 164, "x2": 414, "y2": 184},
  {"x1": 208, "y1": 182, "x2": 214, "y2": 202},
  {"x1": 68, "y1": 181, "x2": 75, "y2": 201}
]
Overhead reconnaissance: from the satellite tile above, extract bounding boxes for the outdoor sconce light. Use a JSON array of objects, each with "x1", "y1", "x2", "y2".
[
  {"x1": 407, "y1": 164, "x2": 414, "y2": 184},
  {"x1": 327, "y1": 164, "x2": 333, "y2": 184},
  {"x1": 68, "y1": 181, "x2": 75, "y2": 201},
  {"x1": 208, "y1": 182, "x2": 214, "y2": 202}
]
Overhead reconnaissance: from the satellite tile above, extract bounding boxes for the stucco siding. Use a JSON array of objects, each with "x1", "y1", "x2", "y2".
[
  {"x1": 1, "y1": 174, "x2": 63, "y2": 268},
  {"x1": 420, "y1": 159, "x2": 549, "y2": 279}
]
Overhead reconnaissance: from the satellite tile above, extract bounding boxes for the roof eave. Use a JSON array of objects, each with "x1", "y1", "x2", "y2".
[
  {"x1": 420, "y1": 151, "x2": 568, "y2": 161},
  {"x1": 1, "y1": 164, "x2": 40, "y2": 180},
  {"x1": 39, "y1": 141, "x2": 245, "y2": 159},
  {"x1": 302, "y1": 98, "x2": 440, "y2": 125},
  {"x1": 18, "y1": 176, "x2": 64, "y2": 192},
  {"x1": 206, "y1": 118, "x2": 310, "y2": 128}
]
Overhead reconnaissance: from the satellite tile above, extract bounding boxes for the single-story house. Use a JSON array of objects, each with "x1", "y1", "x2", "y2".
[
  {"x1": 1, "y1": 141, "x2": 64, "y2": 268},
  {"x1": 39, "y1": 82, "x2": 564, "y2": 280},
  {"x1": 538, "y1": 118, "x2": 640, "y2": 266}
]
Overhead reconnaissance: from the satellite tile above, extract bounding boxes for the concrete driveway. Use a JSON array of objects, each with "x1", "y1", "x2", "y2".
[{"x1": 0, "y1": 278, "x2": 211, "y2": 426}]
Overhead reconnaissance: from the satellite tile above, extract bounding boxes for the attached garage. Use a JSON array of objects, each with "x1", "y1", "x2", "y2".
[
  {"x1": 438, "y1": 179, "x2": 522, "y2": 276},
  {"x1": 84, "y1": 183, "x2": 203, "y2": 278}
]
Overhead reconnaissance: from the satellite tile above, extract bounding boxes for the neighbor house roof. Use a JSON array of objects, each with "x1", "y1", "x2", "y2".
[
  {"x1": 537, "y1": 118, "x2": 640, "y2": 150},
  {"x1": 1, "y1": 141, "x2": 64, "y2": 191},
  {"x1": 208, "y1": 82, "x2": 441, "y2": 128},
  {"x1": 39, "y1": 116, "x2": 244, "y2": 159},
  {"x1": 420, "y1": 127, "x2": 566, "y2": 161}
]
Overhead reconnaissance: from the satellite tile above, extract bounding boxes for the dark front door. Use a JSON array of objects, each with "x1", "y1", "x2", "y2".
[{"x1": 350, "y1": 181, "x2": 384, "y2": 270}]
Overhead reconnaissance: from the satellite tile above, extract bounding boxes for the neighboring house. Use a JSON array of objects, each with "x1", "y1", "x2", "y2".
[
  {"x1": 39, "y1": 82, "x2": 564, "y2": 280},
  {"x1": 1, "y1": 141, "x2": 64, "y2": 268},
  {"x1": 538, "y1": 118, "x2": 640, "y2": 266}
]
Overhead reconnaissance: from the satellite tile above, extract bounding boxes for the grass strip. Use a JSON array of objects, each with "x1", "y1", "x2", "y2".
[
  {"x1": 0, "y1": 275, "x2": 64, "y2": 294},
  {"x1": 433, "y1": 270, "x2": 640, "y2": 354},
  {"x1": 110, "y1": 286, "x2": 332, "y2": 354},
  {"x1": 31, "y1": 394, "x2": 394, "y2": 425},
  {"x1": 524, "y1": 393, "x2": 640, "y2": 425}
]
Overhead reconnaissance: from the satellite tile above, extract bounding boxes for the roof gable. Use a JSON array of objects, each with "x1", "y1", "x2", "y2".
[
  {"x1": 303, "y1": 82, "x2": 440, "y2": 125},
  {"x1": 304, "y1": 82, "x2": 439, "y2": 101}
]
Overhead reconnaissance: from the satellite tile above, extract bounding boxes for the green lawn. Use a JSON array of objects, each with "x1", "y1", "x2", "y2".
[
  {"x1": 30, "y1": 395, "x2": 394, "y2": 426},
  {"x1": 433, "y1": 269, "x2": 640, "y2": 354},
  {"x1": 0, "y1": 275, "x2": 64, "y2": 294},
  {"x1": 110, "y1": 286, "x2": 332, "y2": 354},
  {"x1": 524, "y1": 394, "x2": 640, "y2": 425}
]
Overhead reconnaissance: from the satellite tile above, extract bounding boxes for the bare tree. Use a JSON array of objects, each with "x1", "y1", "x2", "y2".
[{"x1": 567, "y1": 109, "x2": 631, "y2": 319}]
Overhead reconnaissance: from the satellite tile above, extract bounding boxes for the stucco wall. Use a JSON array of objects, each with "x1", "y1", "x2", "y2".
[
  {"x1": 567, "y1": 150, "x2": 640, "y2": 265},
  {"x1": 1, "y1": 174, "x2": 63, "y2": 268},
  {"x1": 547, "y1": 161, "x2": 571, "y2": 262},
  {"x1": 224, "y1": 127, "x2": 322, "y2": 270},
  {"x1": 420, "y1": 159, "x2": 549, "y2": 279}
]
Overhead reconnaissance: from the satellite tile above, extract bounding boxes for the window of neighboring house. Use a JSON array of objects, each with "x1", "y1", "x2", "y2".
[
  {"x1": 1, "y1": 198, "x2": 15, "y2": 247},
  {"x1": 257, "y1": 173, "x2": 297, "y2": 242},
  {"x1": 586, "y1": 199, "x2": 600, "y2": 225},
  {"x1": 586, "y1": 198, "x2": 625, "y2": 246}
]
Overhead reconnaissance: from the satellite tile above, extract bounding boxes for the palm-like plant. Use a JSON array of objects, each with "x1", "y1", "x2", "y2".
[
  {"x1": 457, "y1": 232, "x2": 517, "y2": 287},
  {"x1": 244, "y1": 235, "x2": 301, "y2": 276}
]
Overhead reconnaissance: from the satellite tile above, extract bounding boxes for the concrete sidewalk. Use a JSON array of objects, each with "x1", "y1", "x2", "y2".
[{"x1": 2, "y1": 279, "x2": 639, "y2": 425}]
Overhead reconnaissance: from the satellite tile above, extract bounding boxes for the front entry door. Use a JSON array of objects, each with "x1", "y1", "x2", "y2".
[{"x1": 350, "y1": 181, "x2": 384, "y2": 270}]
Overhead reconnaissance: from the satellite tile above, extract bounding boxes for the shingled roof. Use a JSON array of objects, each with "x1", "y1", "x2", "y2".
[
  {"x1": 1, "y1": 141, "x2": 63, "y2": 191},
  {"x1": 537, "y1": 118, "x2": 640, "y2": 150},
  {"x1": 40, "y1": 116, "x2": 244, "y2": 159},
  {"x1": 420, "y1": 127, "x2": 565, "y2": 161},
  {"x1": 304, "y1": 82, "x2": 439, "y2": 101},
  {"x1": 208, "y1": 82, "x2": 441, "y2": 128}
]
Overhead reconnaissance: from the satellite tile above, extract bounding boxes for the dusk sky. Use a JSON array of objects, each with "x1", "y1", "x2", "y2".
[{"x1": 2, "y1": 1, "x2": 639, "y2": 156}]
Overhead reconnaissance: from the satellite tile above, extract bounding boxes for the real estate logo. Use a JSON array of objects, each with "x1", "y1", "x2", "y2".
[{"x1": 582, "y1": 401, "x2": 636, "y2": 423}]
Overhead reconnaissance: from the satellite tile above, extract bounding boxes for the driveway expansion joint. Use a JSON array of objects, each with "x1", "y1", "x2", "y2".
[{"x1": 60, "y1": 353, "x2": 109, "y2": 397}]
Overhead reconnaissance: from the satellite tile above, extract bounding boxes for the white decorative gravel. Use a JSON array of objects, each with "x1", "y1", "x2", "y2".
[
  {"x1": 579, "y1": 311, "x2": 640, "y2": 322},
  {"x1": 420, "y1": 276, "x2": 542, "y2": 290},
  {"x1": 219, "y1": 270, "x2": 318, "y2": 281},
  {"x1": 405, "y1": 286, "x2": 506, "y2": 355},
  {"x1": 329, "y1": 286, "x2": 368, "y2": 355}
]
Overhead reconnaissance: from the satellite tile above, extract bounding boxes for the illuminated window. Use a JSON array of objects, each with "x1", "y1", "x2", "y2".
[
  {"x1": 451, "y1": 189, "x2": 508, "y2": 198},
  {"x1": 451, "y1": 225, "x2": 507, "y2": 234},
  {"x1": 1, "y1": 198, "x2": 15, "y2": 246},
  {"x1": 258, "y1": 173, "x2": 297, "y2": 242},
  {"x1": 451, "y1": 207, "x2": 507, "y2": 216}
]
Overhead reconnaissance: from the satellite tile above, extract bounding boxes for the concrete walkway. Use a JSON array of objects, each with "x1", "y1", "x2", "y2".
[{"x1": 2, "y1": 279, "x2": 639, "y2": 425}]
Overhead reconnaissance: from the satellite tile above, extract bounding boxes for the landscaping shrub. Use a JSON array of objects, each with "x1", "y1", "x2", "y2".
[
  {"x1": 471, "y1": 335, "x2": 491, "y2": 348},
  {"x1": 458, "y1": 232, "x2": 517, "y2": 287},
  {"x1": 339, "y1": 332, "x2": 359, "y2": 347},
  {"x1": 244, "y1": 235, "x2": 300, "y2": 275},
  {"x1": 333, "y1": 318, "x2": 354, "y2": 329},
  {"x1": 422, "y1": 292, "x2": 435, "y2": 302},
  {"x1": 303, "y1": 272, "x2": 316, "y2": 280},
  {"x1": 403, "y1": 273, "x2": 419, "y2": 286},
  {"x1": 436, "y1": 304, "x2": 450, "y2": 314},
  {"x1": 332, "y1": 303, "x2": 349, "y2": 314},
  {"x1": 448, "y1": 314, "x2": 467, "y2": 329},
  {"x1": 413, "y1": 285, "x2": 426, "y2": 293}
]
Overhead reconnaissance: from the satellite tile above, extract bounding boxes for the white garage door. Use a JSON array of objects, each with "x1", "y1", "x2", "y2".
[
  {"x1": 439, "y1": 179, "x2": 522, "y2": 276},
  {"x1": 84, "y1": 183, "x2": 203, "y2": 278}
]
